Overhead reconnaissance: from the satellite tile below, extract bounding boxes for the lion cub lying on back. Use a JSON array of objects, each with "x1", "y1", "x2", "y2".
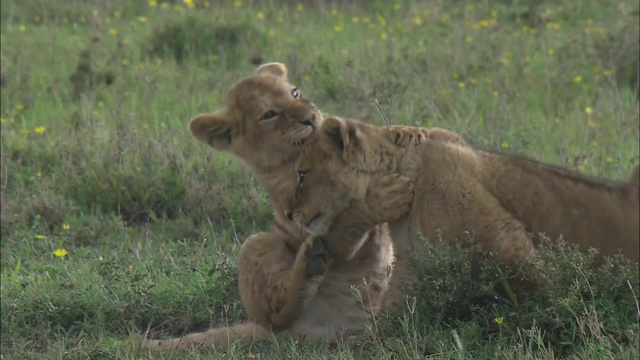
[{"x1": 286, "y1": 116, "x2": 640, "y2": 268}]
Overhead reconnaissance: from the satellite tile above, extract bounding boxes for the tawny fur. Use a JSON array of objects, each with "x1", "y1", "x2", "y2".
[
  {"x1": 139, "y1": 63, "x2": 425, "y2": 351},
  {"x1": 288, "y1": 117, "x2": 640, "y2": 273}
]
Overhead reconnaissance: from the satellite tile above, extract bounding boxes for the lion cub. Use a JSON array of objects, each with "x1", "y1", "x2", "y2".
[{"x1": 286, "y1": 116, "x2": 640, "y2": 269}]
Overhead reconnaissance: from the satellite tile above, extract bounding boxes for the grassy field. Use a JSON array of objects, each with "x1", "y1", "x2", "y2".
[{"x1": 1, "y1": 0, "x2": 638, "y2": 359}]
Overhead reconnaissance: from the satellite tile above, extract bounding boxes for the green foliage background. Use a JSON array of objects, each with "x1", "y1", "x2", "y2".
[{"x1": 1, "y1": 0, "x2": 638, "y2": 359}]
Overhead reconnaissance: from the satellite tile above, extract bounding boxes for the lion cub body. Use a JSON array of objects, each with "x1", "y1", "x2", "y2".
[
  {"x1": 289, "y1": 117, "x2": 640, "y2": 269},
  {"x1": 140, "y1": 64, "x2": 424, "y2": 351}
]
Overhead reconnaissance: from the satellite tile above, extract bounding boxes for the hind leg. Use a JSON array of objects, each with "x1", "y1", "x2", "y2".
[{"x1": 239, "y1": 231, "x2": 331, "y2": 329}]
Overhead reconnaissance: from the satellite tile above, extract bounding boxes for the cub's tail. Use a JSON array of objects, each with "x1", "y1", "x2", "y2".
[{"x1": 137, "y1": 321, "x2": 273, "y2": 351}]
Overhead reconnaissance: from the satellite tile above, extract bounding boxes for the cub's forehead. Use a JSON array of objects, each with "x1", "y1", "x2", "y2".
[
  {"x1": 231, "y1": 75, "x2": 291, "y2": 101},
  {"x1": 299, "y1": 138, "x2": 329, "y2": 165}
]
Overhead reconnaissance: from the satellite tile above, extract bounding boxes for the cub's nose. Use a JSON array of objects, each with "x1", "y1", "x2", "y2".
[
  {"x1": 300, "y1": 114, "x2": 316, "y2": 127},
  {"x1": 285, "y1": 209, "x2": 294, "y2": 221}
]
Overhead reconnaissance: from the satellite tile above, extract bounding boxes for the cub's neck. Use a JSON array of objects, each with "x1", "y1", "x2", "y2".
[{"x1": 253, "y1": 160, "x2": 307, "y2": 243}]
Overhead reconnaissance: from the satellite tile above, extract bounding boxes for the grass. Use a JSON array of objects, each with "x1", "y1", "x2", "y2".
[{"x1": 1, "y1": 0, "x2": 638, "y2": 359}]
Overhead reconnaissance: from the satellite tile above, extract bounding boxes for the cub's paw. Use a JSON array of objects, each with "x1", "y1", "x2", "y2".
[
  {"x1": 304, "y1": 236, "x2": 332, "y2": 278},
  {"x1": 388, "y1": 125, "x2": 429, "y2": 147},
  {"x1": 366, "y1": 174, "x2": 414, "y2": 223}
]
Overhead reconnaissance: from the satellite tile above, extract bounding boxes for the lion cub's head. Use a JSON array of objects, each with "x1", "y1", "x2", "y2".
[
  {"x1": 189, "y1": 62, "x2": 323, "y2": 170},
  {"x1": 286, "y1": 117, "x2": 381, "y2": 235}
]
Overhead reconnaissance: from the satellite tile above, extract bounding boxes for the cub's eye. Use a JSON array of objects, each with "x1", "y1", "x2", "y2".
[
  {"x1": 291, "y1": 88, "x2": 300, "y2": 99},
  {"x1": 260, "y1": 110, "x2": 278, "y2": 122},
  {"x1": 297, "y1": 170, "x2": 308, "y2": 185}
]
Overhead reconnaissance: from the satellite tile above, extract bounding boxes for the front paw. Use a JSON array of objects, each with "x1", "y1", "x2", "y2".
[
  {"x1": 366, "y1": 174, "x2": 414, "y2": 223},
  {"x1": 304, "y1": 237, "x2": 332, "y2": 278},
  {"x1": 388, "y1": 125, "x2": 429, "y2": 147}
]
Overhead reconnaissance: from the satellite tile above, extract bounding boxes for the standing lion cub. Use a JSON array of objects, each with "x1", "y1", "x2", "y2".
[{"x1": 286, "y1": 116, "x2": 640, "y2": 270}]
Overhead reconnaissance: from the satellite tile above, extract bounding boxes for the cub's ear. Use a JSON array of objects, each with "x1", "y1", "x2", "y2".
[
  {"x1": 321, "y1": 116, "x2": 357, "y2": 153},
  {"x1": 188, "y1": 110, "x2": 236, "y2": 151},
  {"x1": 255, "y1": 62, "x2": 288, "y2": 80}
]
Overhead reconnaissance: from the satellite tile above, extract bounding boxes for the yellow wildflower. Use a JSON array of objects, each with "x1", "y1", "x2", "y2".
[
  {"x1": 351, "y1": 16, "x2": 359, "y2": 23},
  {"x1": 548, "y1": 48, "x2": 554, "y2": 55},
  {"x1": 457, "y1": 82, "x2": 465, "y2": 89},
  {"x1": 63, "y1": 223, "x2": 71, "y2": 231},
  {"x1": 256, "y1": 12, "x2": 265, "y2": 20},
  {"x1": 494, "y1": 316, "x2": 504, "y2": 326},
  {"x1": 334, "y1": 25, "x2": 342, "y2": 33},
  {"x1": 54, "y1": 248, "x2": 68, "y2": 257},
  {"x1": 35, "y1": 126, "x2": 46, "y2": 134},
  {"x1": 572, "y1": 75, "x2": 582, "y2": 83},
  {"x1": 500, "y1": 141, "x2": 509, "y2": 149},
  {"x1": 109, "y1": 28, "x2": 118, "y2": 35},
  {"x1": 19, "y1": 25, "x2": 26, "y2": 32},
  {"x1": 584, "y1": 107, "x2": 592, "y2": 115},
  {"x1": 149, "y1": 0, "x2": 157, "y2": 7},
  {"x1": 247, "y1": 353, "x2": 256, "y2": 360},
  {"x1": 413, "y1": 16, "x2": 423, "y2": 26},
  {"x1": 183, "y1": 0, "x2": 195, "y2": 8},
  {"x1": 138, "y1": 16, "x2": 147, "y2": 23},
  {"x1": 606, "y1": 157, "x2": 614, "y2": 163},
  {"x1": 234, "y1": 0, "x2": 242, "y2": 7},
  {"x1": 379, "y1": 32, "x2": 387, "y2": 40},
  {"x1": 35, "y1": 235, "x2": 46, "y2": 239},
  {"x1": 296, "y1": 4, "x2": 303, "y2": 11},
  {"x1": 15, "y1": 104, "x2": 24, "y2": 110}
]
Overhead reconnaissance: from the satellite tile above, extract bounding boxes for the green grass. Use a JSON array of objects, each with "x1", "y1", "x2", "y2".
[{"x1": 1, "y1": 0, "x2": 638, "y2": 359}]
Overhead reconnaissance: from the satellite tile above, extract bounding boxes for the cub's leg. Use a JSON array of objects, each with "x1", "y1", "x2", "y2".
[
  {"x1": 412, "y1": 164, "x2": 538, "y2": 298},
  {"x1": 414, "y1": 169, "x2": 537, "y2": 267},
  {"x1": 239, "y1": 231, "x2": 331, "y2": 329},
  {"x1": 138, "y1": 322, "x2": 271, "y2": 351},
  {"x1": 140, "y1": 231, "x2": 331, "y2": 351},
  {"x1": 322, "y1": 174, "x2": 413, "y2": 260},
  {"x1": 269, "y1": 235, "x2": 332, "y2": 327}
]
